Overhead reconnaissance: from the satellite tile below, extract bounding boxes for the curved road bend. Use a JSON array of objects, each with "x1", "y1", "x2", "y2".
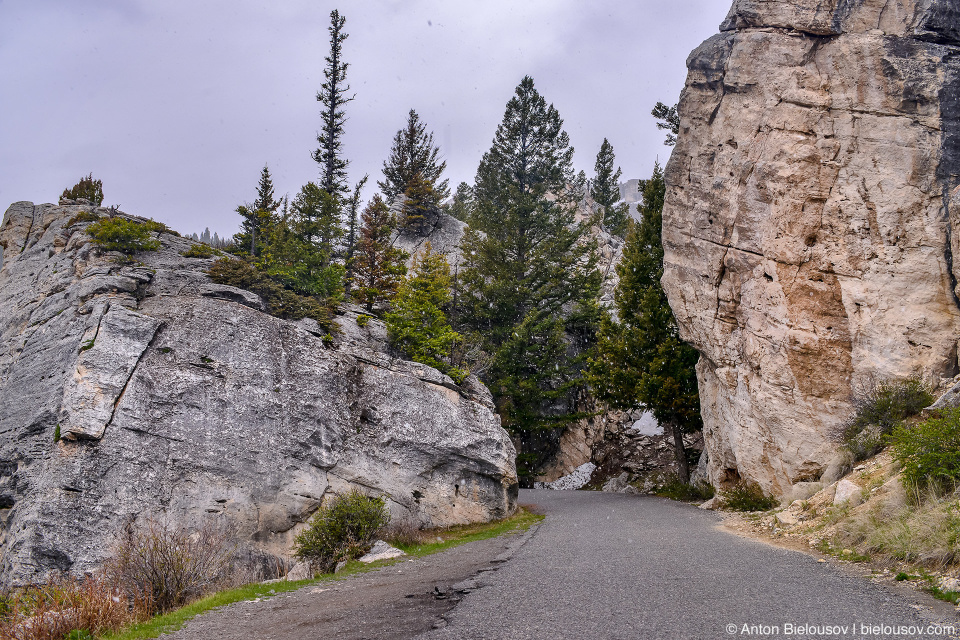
[{"x1": 417, "y1": 489, "x2": 957, "y2": 640}]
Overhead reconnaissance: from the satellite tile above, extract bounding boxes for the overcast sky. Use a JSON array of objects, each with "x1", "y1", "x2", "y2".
[{"x1": 0, "y1": 1, "x2": 731, "y2": 237}]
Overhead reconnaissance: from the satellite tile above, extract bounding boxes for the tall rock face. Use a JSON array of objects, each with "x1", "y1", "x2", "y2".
[
  {"x1": 662, "y1": 0, "x2": 960, "y2": 494},
  {"x1": 0, "y1": 201, "x2": 518, "y2": 585}
]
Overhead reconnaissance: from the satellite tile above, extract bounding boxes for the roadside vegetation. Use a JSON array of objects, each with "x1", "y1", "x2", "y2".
[{"x1": 0, "y1": 499, "x2": 540, "y2": 640}]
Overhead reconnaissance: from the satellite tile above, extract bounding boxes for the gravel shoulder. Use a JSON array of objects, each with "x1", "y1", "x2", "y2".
[{"x1": 158, "y1": 522, "x2": 537, "y2": 640}]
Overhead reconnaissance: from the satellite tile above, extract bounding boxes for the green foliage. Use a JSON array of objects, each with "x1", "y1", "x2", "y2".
[
  {"x1": 655, "y1": 478, "x2": 715, "y2": 502},
  {"x1": 80, "y1": 338, "x2": 95, "y2": 352},
  {"x1": 86, "y1": 218, "x2": 162, "y2": 256},
  {"x1": 459, "y1": 75, "x2": 601, "y2": 440},
  {"x1": 385, "y1": 243, "x2": 467, "y2": 383},
  {"x1": 293, "y1": 489, "x2": 390, "y2": 573},
  {"x1": 591, "y1": 138, "x2": 629, "y2": 237},
  {"x1": 652, "y1": 101, "x2": 679, "y2": 147},
  {"x1": 207, "y1": 257, "x2": 334, "y2": 329},
  {"x1": 350, "y1": 195, "x2": 408, "y2": 312},
  {"x1": 62, "y1": 173, "x2": 104, "y2": 205},
  {"x1": 379, "y1": 109, "x2": 450, "y2": 203},
  {"x1": 314, "y1": 10, "x2": 353, "y2": 199},
  {"x1": 842, "y1": 377, "x2": 933, "y2": 461},
  {"x1": 891, "y1": 408, "x2": 960, "y2": 495},
  {"x1": 234, "y1": 164, "x2": 281, "y2": 256},
  {"x1": 447, "y1": 182, "x2": 474, "y2": 223},
  {"x1": 717, "y1": 482, "x2": 778, "y2": 512},
  {"x1": 141, "y1": 219, "x2": 178, "y2": 236},
  {"x1": 67, "y1": 210, "x2": 101, "y2": 226},
  {"x1": 400, "y1": 171, "x2": 440, "y2": 233},
  {"x1": 182, "y1": 244, "x2": 218, "y2": 259},
  {"x1": 343, "y1": 175, "x2": 369, "y2": 290},
  {"x1": 587, "y1": 162, "x2": 701, "y2": 481},
  {"x1": 54, "y1": 424, "x2": 61, "y2": 442},
  {"x1": 356, "y1": 314, "x2": 370, "y2": 328}
]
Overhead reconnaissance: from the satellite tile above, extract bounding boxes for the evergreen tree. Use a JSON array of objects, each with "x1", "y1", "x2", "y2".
[
  {"x1": 400, "y1": 172, "x2": 439, "y2": 234},
  {"x1": 588, "y1": 162, "x2": 701, "y2": 482},
  {"x1": 351, "y1": 195, "x2": 408, "y2": 312},
  {"x1": 313, "y1": 10, "x2": 353, "y2": 199},
  {"x1": 460, "y1": 76, "x2": 601, "y2": 445},
  {"x1": 378, "y1": 109, "x2": 449, "y2": 203},
  {"x1": 385, "y1": 242, "x2": 466, "y2": 382},
  {"x1": 652, "y1": 101, "x2": 680, "y2": 147},
  {"x1": 61, "y1": 173, "x2": 104, "y2": 205},
  {"x1": 447, "y1": 182, "x2": 474, "y2": 223},
  {"x1": 591, "y1": 139, "x2": 629, "y2": 237},
  {"x1": 343, "y1": 175, "x2": 368, "y2": 292},
  {"x1": 234, "y1": 164, "x2": 282, "y2": 256},
  {"x1": 291, "y1": 182, "x2": 342, "y2": 267}
]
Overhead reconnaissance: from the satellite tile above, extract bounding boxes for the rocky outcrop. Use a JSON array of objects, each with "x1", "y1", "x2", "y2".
[
  {"x1": 0, "y1": 201, "x2": 517, "y2": 585},
  {"x1": 662, "y1": 0, "x2": 960, "y2": 494}
]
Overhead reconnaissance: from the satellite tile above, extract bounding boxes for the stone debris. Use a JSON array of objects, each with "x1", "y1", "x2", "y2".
[{"x1": 358, "y1": 540, "x2": 406, "y2": 564}]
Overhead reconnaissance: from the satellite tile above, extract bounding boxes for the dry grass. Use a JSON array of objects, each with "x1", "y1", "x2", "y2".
[
  {"x1": 380, "y1": 519, "x2": 432, "y2": 547},
  {"x1": 0, "y1": 574, "x2": 149, "y2": 640}
]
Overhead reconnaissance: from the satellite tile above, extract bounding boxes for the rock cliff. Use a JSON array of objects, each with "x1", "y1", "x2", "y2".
[
  {"x1": 0, "y1": 201, "x2": 517, "y2": 585},
  {"x1": 662, "y1": 0, "x2": 960, "y2": 494}
]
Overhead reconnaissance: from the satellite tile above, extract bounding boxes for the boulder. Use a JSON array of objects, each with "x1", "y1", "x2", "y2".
[
  {"x1": 0, "y1": 202, "x2": 518, "y2": 585},
  {"x1": 358, "y1": 540, "x2": 406, "y2": 564},
  {"x1": 662, "y1": 0, "x2": 960, "y2": 495},
  {"x1": 833, "y1": 479, "x2": 862, "y2": 507}
]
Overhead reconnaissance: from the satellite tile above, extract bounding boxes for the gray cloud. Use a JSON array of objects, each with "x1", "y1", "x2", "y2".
[{"x1": 0, "y1": 0, "x2": 730, "y2": 237}]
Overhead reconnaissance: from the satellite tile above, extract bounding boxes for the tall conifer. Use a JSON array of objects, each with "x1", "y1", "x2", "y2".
[
  {"x1": 351, "y1": 195, "x2": 408, "y2": 312},
  {"x1": 591, "y1": 139, "x2": 629, "y2": 237},
  {"x1": 314, "y1": 10, "x2": 352, "y2": 199},
  {"x1": 379, "y1": 109, "x2": 449, "y2": 203}
]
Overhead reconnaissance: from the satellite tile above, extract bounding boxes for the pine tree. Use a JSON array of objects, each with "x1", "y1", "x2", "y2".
[
  {"x1": 447, "y1": 182, "x2": 474, "y2": 223},
  {"x1": 351, "y1": 195, "x2": 408, "y2": 312},
  {"x1": 652, "y1": 102, "x2": 680, "y2": 147},
  {"x1": 254, "y1": 164, "x2": 281, "y2": 214},
  {"x1": 378, "y1": 109, "x2": 449, "y2": 203},
  {"x1": 61, "y1": 173, "x2": 104, "y2": 205},
  {"x1": 291, "y1": 182, "x2": 342, "y2": 267},
  {"x1": 591, "y1": 139, "x2": 629, "y2": 237},
  {"x1": 400, "y1": 172, "x2": 439, "y2": 234},
  {"x1": 588, "y1": 162, "x2": 701, "y2": 482},
  {"x1": 313, "y1": 10, "x2": 353, "y2": 199},
  {"x1": 385, "y1": 242, "x2": 466, "y2": 382},
  {"x1": 460, "y1": 76, "x2": 601, "y2": 443},
  {"x1": 234, "y1": 165, "x2": 281, "y2": 257},
  {"x1": 343, "y1": 175, "x2": 368, "y2": 292}
]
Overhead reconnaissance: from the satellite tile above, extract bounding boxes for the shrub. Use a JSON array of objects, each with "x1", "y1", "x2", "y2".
[
  {"x1": 380, "y1": 519, "x2": 430, "y2": 548},
  {"x1": 61, "y1": 174, "x2": 103, "y2": 206},
  {"x1": 104, "y1": 519, "x2": 234, "y2": 615},
  {"x1": 841, "y1": 377, "x2": 933, "y2": 461},
  {"x1": 66, "y1": 211, "x2": 100, "y2": 227},
  {"x1": 208, "y1": 257, "x2": 333, "y2": 329},
  {"x1": 356, "y1": 314, "x2": 370, "y2": 328},
  {"x1": 717, "y1": 482, "x2": 778, "y2": 512},
  {"x1": 141, "y1": 219, "x2": 179, "y2": 237},
  {"x1": 0, "y1": 573, "x2": 147, "y2": 640},
  {"x1": 85, "y1": 218, "x2": 161, "y2": 257},
  {"x1": 890, "y1": 408, "x2": 960, "y2": 496},
  {"x1": 293, "y1": 489, "x2": 390, "y2": 573},
  {"x1": 655, "y1": 478, "x2": 715, "y2": 502},
  {"x1": 182, "y1": 243, "x2": 218, "y2": 259}
]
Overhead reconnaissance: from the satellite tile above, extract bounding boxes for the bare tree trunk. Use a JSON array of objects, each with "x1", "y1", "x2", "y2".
[{"x1": 669, "y1": 419, "x2": 690, "y2": 483}]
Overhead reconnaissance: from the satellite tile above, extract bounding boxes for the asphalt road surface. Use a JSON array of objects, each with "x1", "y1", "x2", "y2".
[
  {"x1": 417, "y1": 489, "x2": 957, "y2": 640},
  {"x1": 163, "y1": 489, "x2": 958, "y2": 639}
]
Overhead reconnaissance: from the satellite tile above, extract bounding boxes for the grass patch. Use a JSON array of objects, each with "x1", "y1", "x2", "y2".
[
  {"x1": 717, "y1": 482, "x2": 778, "y2": 512},
  {"x1": 654, "y1": 478, "x2": 715, "y2": 502},
  {"x1": 102, "y1": 508, "x2": 542, "y2": 640}
]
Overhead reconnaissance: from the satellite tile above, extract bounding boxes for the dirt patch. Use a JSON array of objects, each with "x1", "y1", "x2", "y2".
[{"x1": 160, "y1": 526, "x2": 537, "y2": 640}]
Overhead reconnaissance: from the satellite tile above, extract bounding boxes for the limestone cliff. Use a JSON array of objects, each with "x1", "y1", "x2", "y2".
[
  {"x1": 662, "y1": 0, "x2": 960, "y2": 494},
  {"x1": 0, "y1": 201, "x2": 518, "y2": 585}
]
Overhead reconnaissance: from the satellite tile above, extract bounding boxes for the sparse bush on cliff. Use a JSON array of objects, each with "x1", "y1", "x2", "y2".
[
  {"x1": 293, "y1": 489, "x2": 390, "y2": 573},
  {"x1": 717, "y1": 482, "x2": 778, "y2": 512},
  {"x1": 61, "y1": 173, "x2": 104, "y2": 206},
  {"x1": 105, "y1": 519, "x2": 234, "y2": 615},
  {"x1": 182, "y1": 243, "x2": 218, "y2": 259},
  {"x1": 85, "y1": 218, "x2": 161, "y2": 257},
  {"x1": 207, "y1": 257, "x2": 334, "y2": 329},
  {"x1": 890, "y1": 408, "x2": 960, "y2": 497},
  {"x1": 66, "y1": 210, "x2": 100, "y2": 227},
  {"x1": 841, "y1": 377, "x2": 933, "y2": 461}
]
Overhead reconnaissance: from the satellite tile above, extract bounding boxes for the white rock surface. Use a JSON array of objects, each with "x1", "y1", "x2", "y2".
[
  {"x1": 0, "y1": 202, "x2": 518, "y2": 585},
  {"x1": 534, "y1": 462, "x2": 596, "y2": 490},
  {"x1": 358, "y1": 540, "x2": 406, "y2": 564},
  {"x1": 662, "y1": 0, "x2": 960, "y2": 495},
  {"x1": 833, "y1": 479, "x2": 862, "y2": 506}
]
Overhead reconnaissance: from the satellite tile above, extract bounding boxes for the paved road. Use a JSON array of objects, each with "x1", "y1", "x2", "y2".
[{"x1": 417, "y1": 489, "x2": 957, "y2": 640}]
